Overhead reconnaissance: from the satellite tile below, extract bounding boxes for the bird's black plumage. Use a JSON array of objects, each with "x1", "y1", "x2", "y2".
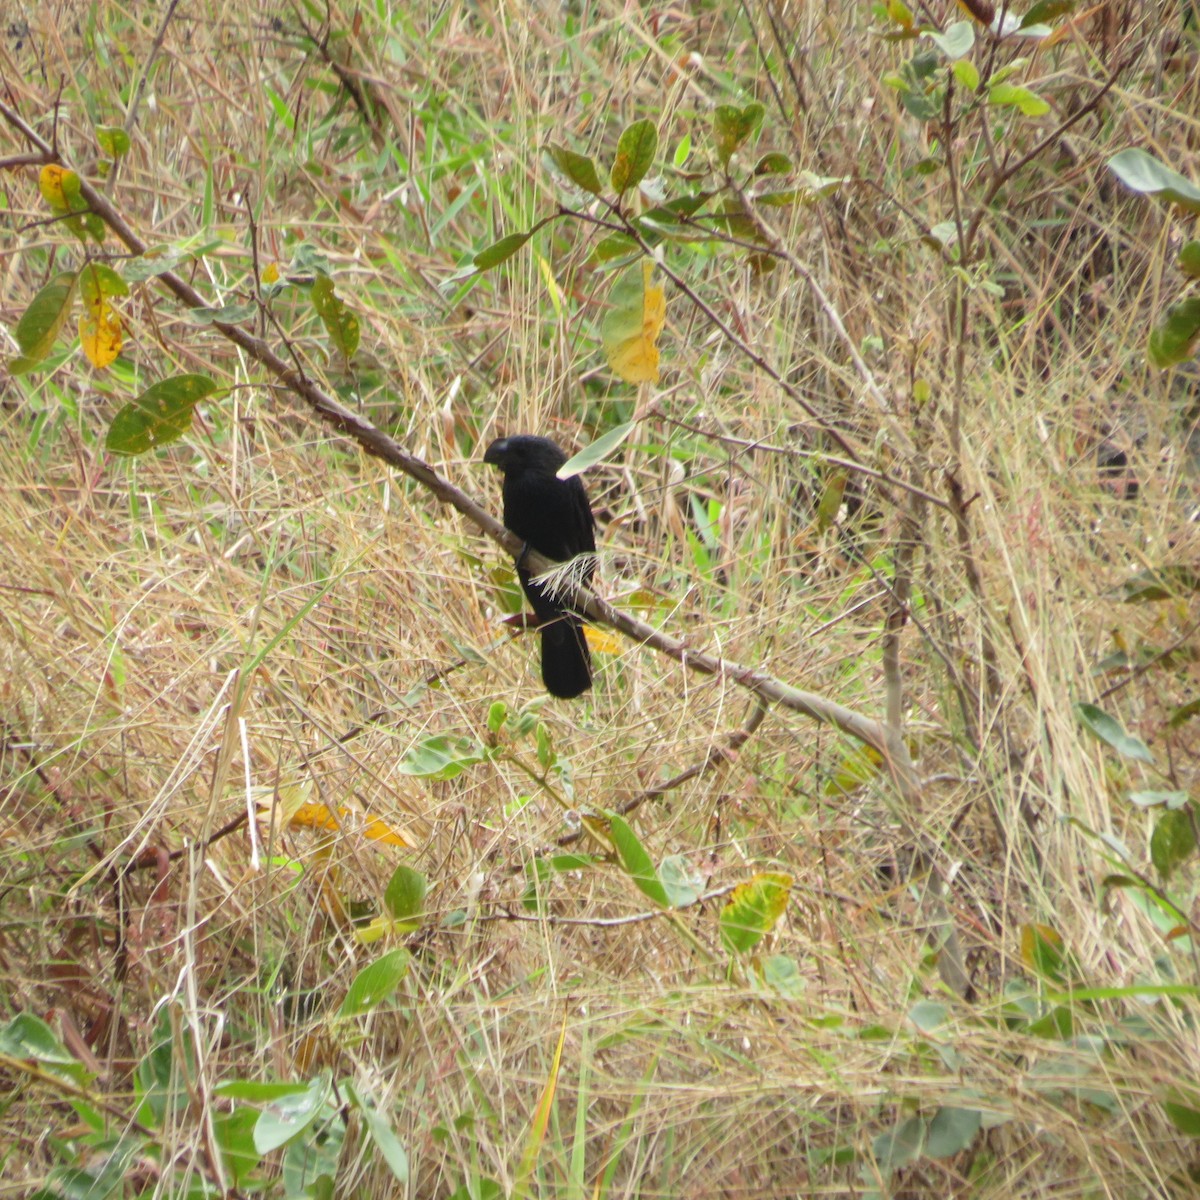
[{"x1": 483, "y1": 435, "x2": 596, "y2": 698}]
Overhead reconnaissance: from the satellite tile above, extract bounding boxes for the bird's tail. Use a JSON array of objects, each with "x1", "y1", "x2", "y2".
[{"x1": 540, "y1": 616, "x2": 592, "y2": 699}]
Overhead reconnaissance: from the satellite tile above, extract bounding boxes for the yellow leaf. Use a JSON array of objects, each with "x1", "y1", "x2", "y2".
[
  {"x1": 79, "y1": 295, "x2": 122, "y2": 367},
  {"x1": 354, "y1": 914, "x2": 421, "y2": 945},
  {"x1": 291, "y1": 802, "x2": 342, "y2": 832},
  {"x1": 39, "y1": 164, "x2": 78, "y2": 209},
  {"x1": 262, "y1": 262, "x2": 280, "y2": 284},
  {"x1": 602, "y1": 259, "x2": 666, "y2": 385},
  {"x1": 256, "y1": 781, "x2": 416, "y2": 849},
  {"x1": 583, "y1": 626, "x2": 621, "y2": 656},
  {"x1": 361, "y1": 813, "x2": 413, "y2": 847}
]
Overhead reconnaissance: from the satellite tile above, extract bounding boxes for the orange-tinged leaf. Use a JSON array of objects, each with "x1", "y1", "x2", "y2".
[
  {"x1": 290, "y1": 802, "x2": 342, "y2": 832},
  {"x1": 39, "y1": 165, "x2": 102, "y2": 243},
  {"x1": 610, "y1": 119, "x2": 658, "y2": 194},
  {"x1": 1020, "y1": 923, "x2": 1065, "y2": 982},
  {"x1": 263, "y1": 793, "x2": 416, "y2": 849},
  {"x1": 720, "y1": 871, "x2": 791, "y2": 954},
  {"x1": 361, "y1": 813, "x2": 413, "y2": 847},
  {"x1": 39, "y1": 164, "x2": 80, "y2": 209},
  {"x1": 602, "y1": 259, "x2": 665, "y2": 384}
]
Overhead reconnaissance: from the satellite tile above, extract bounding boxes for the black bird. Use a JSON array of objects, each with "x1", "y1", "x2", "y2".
[{"x1": 483, "y1": 435, "x2": 596, "y2": 698}]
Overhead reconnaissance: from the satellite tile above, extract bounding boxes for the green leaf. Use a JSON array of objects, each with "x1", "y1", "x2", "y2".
[
  {"x1": 558, "y1": 421, "x2": 636, "y2": 479},
  {"x1": 988, "y1": 82, "x2": 1050, "y2": 116},
  {"x1": 213, "y1": 1107, "x2": 261, "y2": 1185},
  {"x1": 1020, "y1": 922, "x2": 1067, "y2": 983},
  {"x1": 217, "y1": 1079, "x2": 315, "y2": 1101},
  {"x1": 1164, "y1": 1090, "x2": 1200, "y2": 1137},
  {"x1": 659, "y1": 854, "x2": 704, "y2": 908},
  {"x1": 907, "y1": 1000, "x2": 949, "y2": 1032},
  {"x1": 924, "y1": 20, "x2": 974, "y2": 58},
  {"x1": 719, "y1": 872, "x2": 791, "y2": 954},
  {"x1": 873, "y1": 1116, "x2": 926, "y2": 1170},
  {"x1": 759, "y1": 954, "x2": 805, "y2": 998},
  {"x1": 1179, "y1": 241, "x2": 1200, "y2": 279},
  {"x1": 926, "y1": 1107, "x2": 982, "y2": 1157},
  {"x1": 551, "y1": 853, "x2": 595, "y2": 872},
  {"x1": 609, "y1": 814, "x2": 669, "y2": 907},
  {"x1": 106, "y1": 373, "x2": 217, "y2": 455},
  {"x1": 184, "y1": 301, "x2": 258, "y2": 325},
  {"x1": 953, "y1": 59, "x2": 980, "y2": 90},
  {"x1": 546, "y1": 143, "x2": 603, "y2": 195},
  {"x1": 1120, "y1": 566, "x2": 1200, "y2": 601},
  {"x1": 1020, "y1": 0, "x2": 1076, "y2": 25},
  {"x1": 1075, "y1": 702, "x2": 1154, "y2": 764},
  {"x1": 79, "y1": 261, "x2": 129, "y2": 301},
  {"x1": 634, "y1": 194, "x2": 714, "y2": 241},
  {"x1": 589, "y1": 233, "x2": 640, "y2": 264},
  {"x1": 1127, "y1": 790, "x2": 1190, "y2": 809},
  {"x1": 712, "y1": 103, "x2": 764, "y2": 168},
  {"x1": 522, "y1": 857, "x2": 553, "y2": 912},
  {"x1": 347, "y1": 1082, "x2": 409, "y2": 1182},
  {"x1": 753, "y1": 152, "x2": 793, "y2": 176},
  {"x1": 1108, "y1": 148, "x2": 1200, "y2": 215},
  {"x1": 339, "y1": 949, "x2": 410, "y2": 1017},
  {"x1": 121, "y1": 242, "x2": 212, "y2": 282},
  {"x1": 1151, "y1": 808, "x2": 1196, "y2": 880},
  {"x1": 486, "y1": 701, "x2": 508, "y2": 734},
  {"x1": 1148, "y1": 296, "x2": 1200, "y2": 367},
  {"x1": 0, "y1": 1013, "x2": 92, "y2": 1085},
  {"x1": 384, "y1": 865, "x2": 426, "y2": 922},
  {"x1": 97, "y1": 125, "x2": 131, "y2": 157},
  {"x1": 816, "y1": 471, "x2": 847, "y2": 532},
  {"x1": 311, "y1": 274, "x2": 360, "y2": 359},
  {"x1": 396, "y1": 734, "x2": 488, "y2": 780},
  {"x1": 610, "y1": 119, "x2": 658, "y2": 194},
  {"x1": 755, "y1": 187, "x2": 804, "y2": 207},
  {"x1": 136, "y1": 1010, "x2": 195, "y2": 1124},
  {"x1": 473, "y1": 230, "x2": 533, "y2": 271},
  {"x1": 901, "y1": 89, "x2": 942, "y2": 121},
  {"x1": 535, "y1": 721, "x2": 554, "y2": 770},
  {"x1": 12, "y1": 272, "x2": 77, "y2": 365},
  {"x1": 254, "y1": 1071, "x2": 332, "y2": 1154},
  {"x1": 1169, "y1": 698, "x2": 1200, "y2": 728}
]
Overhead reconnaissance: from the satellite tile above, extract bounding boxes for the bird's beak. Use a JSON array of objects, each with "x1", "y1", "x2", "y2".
[{"x1": 483, "y1": 438, "x2": 508, "y2": 466}]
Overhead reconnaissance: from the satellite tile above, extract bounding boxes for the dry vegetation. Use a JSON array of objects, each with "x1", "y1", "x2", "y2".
[{"x1": 3, "y1": 0, "x2": 1200, "y2": 1196}]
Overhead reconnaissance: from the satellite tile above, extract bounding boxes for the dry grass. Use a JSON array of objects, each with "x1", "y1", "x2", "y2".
[{"x1": 3, "y1": 0, "x2": 1200, "y2": 1196}]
